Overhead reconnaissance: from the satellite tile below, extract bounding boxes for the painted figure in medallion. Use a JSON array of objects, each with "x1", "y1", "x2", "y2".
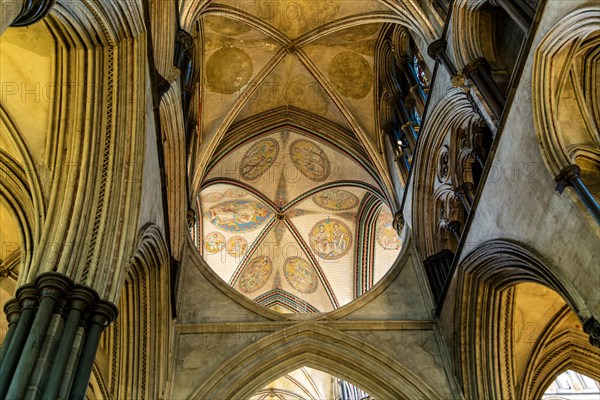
[
  {"x1": 206, "y1": 200, "x2": 272, "y2": 232},
  {"x1": 290, "y1": 139, "x2": 331, "y2": 182},
  {"x1": 284, "y1": 257, "x2": 318, "y2": 294},
  {"x1": 204, "y1": 232, "x2": 225, "y2": 254},
  {"x1": 309, "y1": 218, "x2": 352, "y2": 260},
  {"x1": 239, "y1": 255, "x2": 272, "y2": 293},
  {"x1": 376, "y1": 208, "x2": 402, "y2": 250},
  {"x1": 313, "y1": 188, "x2": 358, "y2": 211},
  {"x1": 226, "y1": 236, "x2": 248, "y2": 258},
  {"x1": 239, "y1": 138, "x2": 279, "y2": 180}
]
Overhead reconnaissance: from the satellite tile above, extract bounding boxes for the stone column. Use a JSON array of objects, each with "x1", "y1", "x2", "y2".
[
  {"x1": 0, "y1": 272, "x2": 118, "y2": 399},
  {"x1": 555, "y1": 164, "x2": 600, "y2": 225},
  {"x1": 1, "y1": 0, "x2": 56, "y2": 36},
  {"x1": 0, "y1": 299, "x2": 20, "y2": 366},
  {"x1": 0, "y1": 284, "x2": 37, "y2": 397},
  {"x1": 6, "y1": 274, "x2": 70, "y2": 399},
  {"x1": 489, "y1": 0, "x2": 534, "y2": 32},
  {"x1": 462, "y1": 57, "x2": 506, "y2": 121},
  {"x1": 445, "y1": 220, "x2": 462, "y2": 242},
  {"x1": 41, "y1": 286, "x2": 97, "y2": 400},
  {"x1": 69, "y1": 301, "x2": 118, "y2": 399},
  {"x1": 398, "y1": 57, "x2": 427, "y2": 115}
]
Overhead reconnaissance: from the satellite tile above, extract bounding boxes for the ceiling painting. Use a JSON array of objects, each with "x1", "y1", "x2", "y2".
[
  {"x1": 289, "y1": 139, "x2": 331, "y2": 182},
  {"x1": 239, "y1": 137, "x2": 280, "y2": 180},
  {"x1": 238, "y1": 255, "x2": 273, "y2": 294},
  {"x1": 225, "y1": 236, "x2": 249, "y2": 258},
  {"x1": 203, "y1": 232, "x2": 226, "y2": 255},
  {"x1": 205, "y1": 199, "x2": 272, "y2": 232},
  {"x1": 376, "y1": 207, "x2": 402, "y2": 251},
  {"x1": 283, "y1": 257, "x2": 319, "y2": 294},
  {"x1": 328, "y1": 51, "x2": 373, "y2": 100},
  {"x1": 308, "y1": 218, "x2": 352, "y2": 260},
  {"x1": 312, "y1": 188, "x2": 359, "y2": 211},
  {"x1": 198, "y1": 126, "x2": 400, "y2": 313}
]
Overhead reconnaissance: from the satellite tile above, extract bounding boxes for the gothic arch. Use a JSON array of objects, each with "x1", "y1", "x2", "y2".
[
  {"x1": 189, "y1": 323, "x2": 445, "y2": 400},
  {"x1": 532, "y1": 6, "x2": 600, "y2": 203},
  {"x1": 520, "y1": 307, "x2": 600, "y2": 400},
  {"x1": 159, "y1": 81, "x2": 188, "y2": 261},
  {"x1": 0, "y1": 105, "x2": 45, "y2": 276},
  {"x1": 455, "y1": 239, "x2": 596, "y2": 400},
  {"x1": 411, "y1": 89, "x2": 480, "y2": 257},
  {"x1": 103, "y1": 224, "x2": 173, "y2": 399},
  {"x1": 4, "y1": 1, "x2": 150, "y2": 301}
]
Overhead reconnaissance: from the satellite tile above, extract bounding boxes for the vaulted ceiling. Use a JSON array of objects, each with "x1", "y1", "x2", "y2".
[{"x1": 192, "y1": 0, "x2": 410, "y2": 312}]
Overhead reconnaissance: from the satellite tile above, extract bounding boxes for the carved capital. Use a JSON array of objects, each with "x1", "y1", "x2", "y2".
[
  {"x1": 187, "y1": 208, "x2": 196, "y2": 229},
  {"x1": 11, "y1": 0, "x2": 56, "y2": 27},
  {"x1": 554, "y1": 164, "x2": 581, "y2": 194},
  {"x1": 16, "y1": 284, "x2": 38, "y2": 310},
  {"x1": 35, "y1": 272, "x2": 72, "y2": 300},
  {"x1": 393, "y1": 211, "x2": 405, "y2": 234},
  {"x1": 3, "y1": 298, "x2": 21, "y2": 324},
  {"x1": 69, "y1": 285, "x2": 99, "y2": 314},
  {"x1": 583, "y1": 317, "x2": 600, "y2": 349},
  {"x1": 88, "y1": 300, "x2": 118, "y2": 328},
  {"x1": 155, "y1": 69, "x2": 171, "y2": 100},
  {"x1": 462, "y1": 57, "x2": 490, "y2": 79},
  {"x1": 427, "y1": 39, "x2": 447, "y2": 60}
]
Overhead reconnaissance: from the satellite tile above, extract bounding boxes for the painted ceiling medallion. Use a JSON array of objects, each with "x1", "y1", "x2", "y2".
[
  {"x1": 309, "y1": 218, "x2": 352, "y2": 260},
  {"x1": 328, "y1": 51, "x2": 373, "y2": 100},
  {"x1": 206, "y1": 200, "x2": 272, "y2": 232},
  {"x1": 376, "y1": 210, "x2": 402, "y2": 250},
  {"x1": 289, "y1": 139, "x2": 331, "y2": 182},
  {"x1": 239, "y1": 255, "x2": 272, "y2": 293},
  {"x1": 204, "y1": 232, "x2": 225, "y2": 254},
  {"x1": 206, "y1": 47, "x2": 253, "y2": 95},
  {"x1": 226, "y1": 236, "x2": 248, "y2": 258},
  {"x1": 225, "y1": 188, "x2": 248, "y2": 198},
  {"x1": 203, "y1": 192, "x2": 225, "y2": 203},
  {"x1": 313, "y1": 189, "x2": 359, "y2": 211},
  {"x1": 284, "y1": 257, "x2": 319, "y2": 294},
  {"x1": 239, "y1": 138, "x2": 279, "y2": 181}
]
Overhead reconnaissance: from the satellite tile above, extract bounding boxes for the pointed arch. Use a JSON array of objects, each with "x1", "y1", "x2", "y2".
[
  {"x1": 104, "y1": 224, "x2": 173, "y2": 400},
  {"x1": 455, "y1": 239, "x2": 597, "y2": 400},
  {"x1": 189, "y1": 323, "x2": 446, "y2": 400}
]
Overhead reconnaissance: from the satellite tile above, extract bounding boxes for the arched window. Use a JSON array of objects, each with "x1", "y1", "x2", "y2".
[{"x1": 376, "y1": 25, "x2": 431, "y2": 186}]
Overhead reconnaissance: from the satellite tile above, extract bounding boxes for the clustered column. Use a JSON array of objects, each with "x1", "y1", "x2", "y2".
[{"x1": 0, "y1": 272, "x2": 117, "y2": 400}]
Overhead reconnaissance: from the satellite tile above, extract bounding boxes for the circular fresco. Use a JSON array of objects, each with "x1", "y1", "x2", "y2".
[
  {"x1": 240, "y1": 138, "x2": 279, "y2": 181},
  {"x1": 226, "y1": 236, "x2": 248, "y2": 258},
  {"x1": 309, "y1": 218, "x2": 352, "y2": 260},
  {"x1": 313, "y1": 189, "x2": 359, "y2": 211},
  {"x1": 289, "y1": 139, "x2": 330, "y2": 182},
  {"x1": 376, "y1": 210, "x2": 402, "y2": 250},
  {"x1": 206, "y1": 47, "x2": 253, "y2": 95},
  {"x1": 239, "y1": 255, "x2": 272, "y2": 293},
  {"x1": 284, "y1": 257, "x2": 318, "y2": 294},
  {"x1": 204, "y1": 232, "x2": 225, "y2": 254},
  {"x1": 205, "y1": 15, "x2": 251, "y2": 36},
  {"x1": 225, "y1": 188, "x2": 248, "y2": 199},
  {"x1": 328, "y1": 51, "x2": 373, "y2": 100},
  {"x1": 206, "y1": 200, "x2": 272, "y2": 232},
  {"x1": 203, "y1": 192, "x2": 225, "y2": 203}
]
